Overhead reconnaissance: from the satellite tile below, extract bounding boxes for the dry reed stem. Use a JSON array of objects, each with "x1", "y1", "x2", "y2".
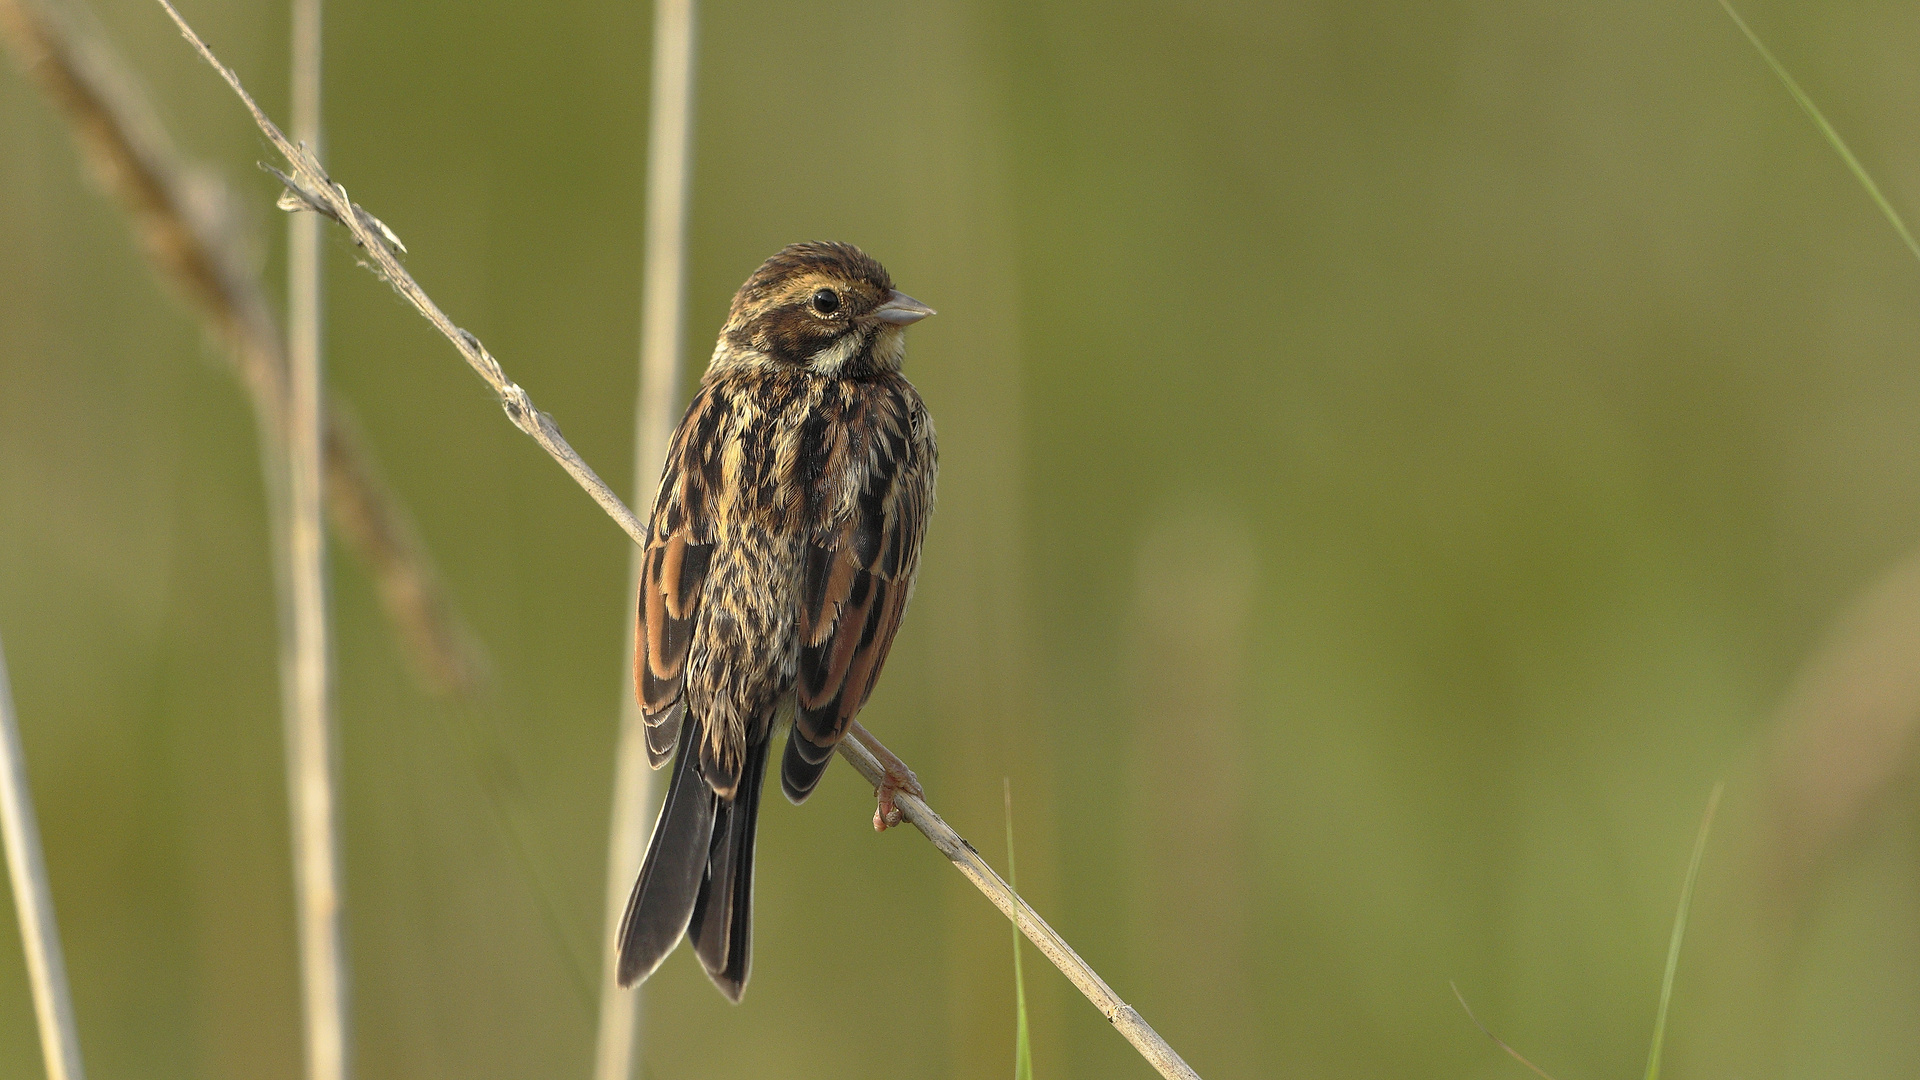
[
  {"x1": 155, "y1": 0, "x2": 647, "y2": 546},
  {"x1": 0, "y1": 0, "x2": 486, "y2": 699},
  {"x1": 594, "y1": 1, "x2": 698, "y2": 1078},
  {"x1": 152, "y1": 7, "x2": 1202, "y2": 1076},
  {"x1": 839, "y1": 729, "x2": 1202, "y2": 1080},
  {"x1": 0, "y1": 635, "x2": 86, "y2": 1080},
  {"x1": 280, "y1": 0, "x2": 350, "y2": 1076}
]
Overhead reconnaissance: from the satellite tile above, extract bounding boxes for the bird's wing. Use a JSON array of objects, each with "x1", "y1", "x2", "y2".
[
  {"x1": 783, "y1": 387, "x2": 932, "y2": 801},
  {"x1": 633, "y1": 390, "x2": 718, "y2": 767}
]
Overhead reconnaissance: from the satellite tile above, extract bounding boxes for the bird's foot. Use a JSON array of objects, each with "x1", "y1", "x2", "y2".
[
  {"x1": 872, "y1": 769, "x2": 919, "y2": 831},
  {"x1": 872, "y1": 780, "x2": 909, "y2": 831},
  {"x1": 851, "y1": 722, "x2": 922, "y2": 832}
]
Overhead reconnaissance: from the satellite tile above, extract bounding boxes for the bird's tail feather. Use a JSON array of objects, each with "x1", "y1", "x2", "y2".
[
  {"x1": 689, "y1": 733, "x2": 771, "y2": 1001},
  {"x1": 780, "y1": 727, "x2": 834, "y2": 804},
  {"x1": 616, "y1": 719, "x2": 715, "y2": 988}
]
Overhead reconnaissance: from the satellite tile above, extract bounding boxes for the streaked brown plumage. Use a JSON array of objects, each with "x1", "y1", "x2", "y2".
[{"x1": 617, "y1": 242, "x2": 937, "y2": 1000}]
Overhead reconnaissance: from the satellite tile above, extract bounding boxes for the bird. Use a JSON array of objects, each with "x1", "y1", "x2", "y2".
[{"x1": 616, "y1": 241, "x2": 938, "y2": 1001}]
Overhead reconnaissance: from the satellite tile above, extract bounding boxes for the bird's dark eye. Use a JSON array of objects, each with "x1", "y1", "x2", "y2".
[{"x1": 810, "y1": 288, "x2": 840, "y2": 316}]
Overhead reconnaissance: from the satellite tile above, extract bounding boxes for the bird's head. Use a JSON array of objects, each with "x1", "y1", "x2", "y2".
[{"x1": 717, "y1": 242, "x2": 934, "y2": 377}]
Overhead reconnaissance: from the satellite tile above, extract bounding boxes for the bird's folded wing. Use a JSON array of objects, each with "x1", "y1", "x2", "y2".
[{"x1": 790, "y1": 463, "x2": 926, "y2": 769}]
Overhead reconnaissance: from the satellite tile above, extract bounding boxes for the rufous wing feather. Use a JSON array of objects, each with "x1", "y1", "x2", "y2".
[{"x1": 634, "y1": 517, "x2": 713, "y2": 768}]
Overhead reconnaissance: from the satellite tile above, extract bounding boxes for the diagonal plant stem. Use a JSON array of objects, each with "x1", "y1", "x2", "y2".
[
  {"x1": 0, "y1": 634, "x2": 86, "y2": 1080},
  {"x1": 1449, "y1": 982, "x2": 1558, "y2": 1080},
  {"x1": 839, "y1": 731, "x2": 1198, "y2": 1080},
  {"x1": 595, "y1": 1, "x2": 698, "y2": 1078},
  {"x1": 0, "y1": 0, "x2": 617, "y2": 1029},
  {"x1": 0, "y1": 0, "x2": 488, "y2": 700},
  {"x1": 1717, "y1": 0, "x2": 1920, "y2": 266},
  {"x1": 152, "y1": 6, "x2": 1202, "y2": 1076},
  {"x1": 155, "y1": 0, "x2": 646, "y2": 547}
]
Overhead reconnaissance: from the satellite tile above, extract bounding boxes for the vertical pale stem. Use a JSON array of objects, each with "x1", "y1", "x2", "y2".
[
  {"x1": 633, "y1": 0, "x2": 698, "y2": 477},
  {"x1": 0, "y1": 636, "x2": 85, "y2": 1080},
  {"x1": 285, "y1": 0, "x2": 349, "y2": 1078},
  {"x1": 594, "y1": 2, "x2": 696, "y2": 1078}
]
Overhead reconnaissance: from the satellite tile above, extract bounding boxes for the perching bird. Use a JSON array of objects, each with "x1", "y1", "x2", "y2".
[{"x1": 617, "y1": 242, "x2": 938, "y2": 1000}]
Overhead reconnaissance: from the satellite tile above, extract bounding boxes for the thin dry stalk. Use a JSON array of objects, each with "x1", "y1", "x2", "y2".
[
  {"x1": 838, "y1": 729, "x2": 1202, "y2": 1080},
  {"x1": 0, "y1": 0, "x2": 486, "y2": 699},
  {"x1": 0, "y1": 635, "x2": 86, "y2": 1080},
  {"x1": 155, "y1": 0, "x2": 646, "y2": 546},
  {"x1": 280, "y1": 0, "x2": 350, "y2": 1077},
  {"x1": 594, "y1": 1, "x2": 697, "y2": 1078},
  {"x1": 1449, "y1": 983, "x2": 1557, "y2": 1080},
  {"x1": 632, "y1": 0, "x2": 697, "y2": 483},
  {"x1": 153, "y1": 8, "x2": 1201, "y2": 1076}
]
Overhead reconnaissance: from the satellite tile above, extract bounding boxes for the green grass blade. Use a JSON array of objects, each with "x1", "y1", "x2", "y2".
[
  {"x1": 1004, "y1": 779, "x2": 1033, "y2": 1080},
  {"x1": 1644, "y1": 782, "x2": 1724, "y2": 1080},
  {"x1": 1450, "y1": 982, "x2": 1561, "y2": 1080},
  {"x1": 1718, "y1": 0, "x2": 1920, "y2": 266}
]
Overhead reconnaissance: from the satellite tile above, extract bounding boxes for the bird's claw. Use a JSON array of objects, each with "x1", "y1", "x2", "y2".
[
  {"x1": 848, "y1": 721, "x2": 922, "y2": 832},
  {"x1": 871, "y1": 764, "x2": 922, "y2": 832}
]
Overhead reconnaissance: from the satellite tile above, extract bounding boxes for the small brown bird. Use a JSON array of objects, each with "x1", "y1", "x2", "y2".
[{"x1": 616, "y1": 242, "x2": 937, "y2": 1000}]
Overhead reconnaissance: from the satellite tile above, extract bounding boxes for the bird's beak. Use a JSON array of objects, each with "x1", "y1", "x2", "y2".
[{"x1": 873, "y1": 290, "x2": 936, "y2": 326}]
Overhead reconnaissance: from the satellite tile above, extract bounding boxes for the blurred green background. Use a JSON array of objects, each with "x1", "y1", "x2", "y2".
[{"x1": 5, "y1": 0, "x2": 1920, "y2": 1077}]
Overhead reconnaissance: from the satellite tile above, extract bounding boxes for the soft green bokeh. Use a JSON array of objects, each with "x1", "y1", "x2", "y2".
[{"x1": 3, "y1": 1, "x2": 1920, "y2": 1077}]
